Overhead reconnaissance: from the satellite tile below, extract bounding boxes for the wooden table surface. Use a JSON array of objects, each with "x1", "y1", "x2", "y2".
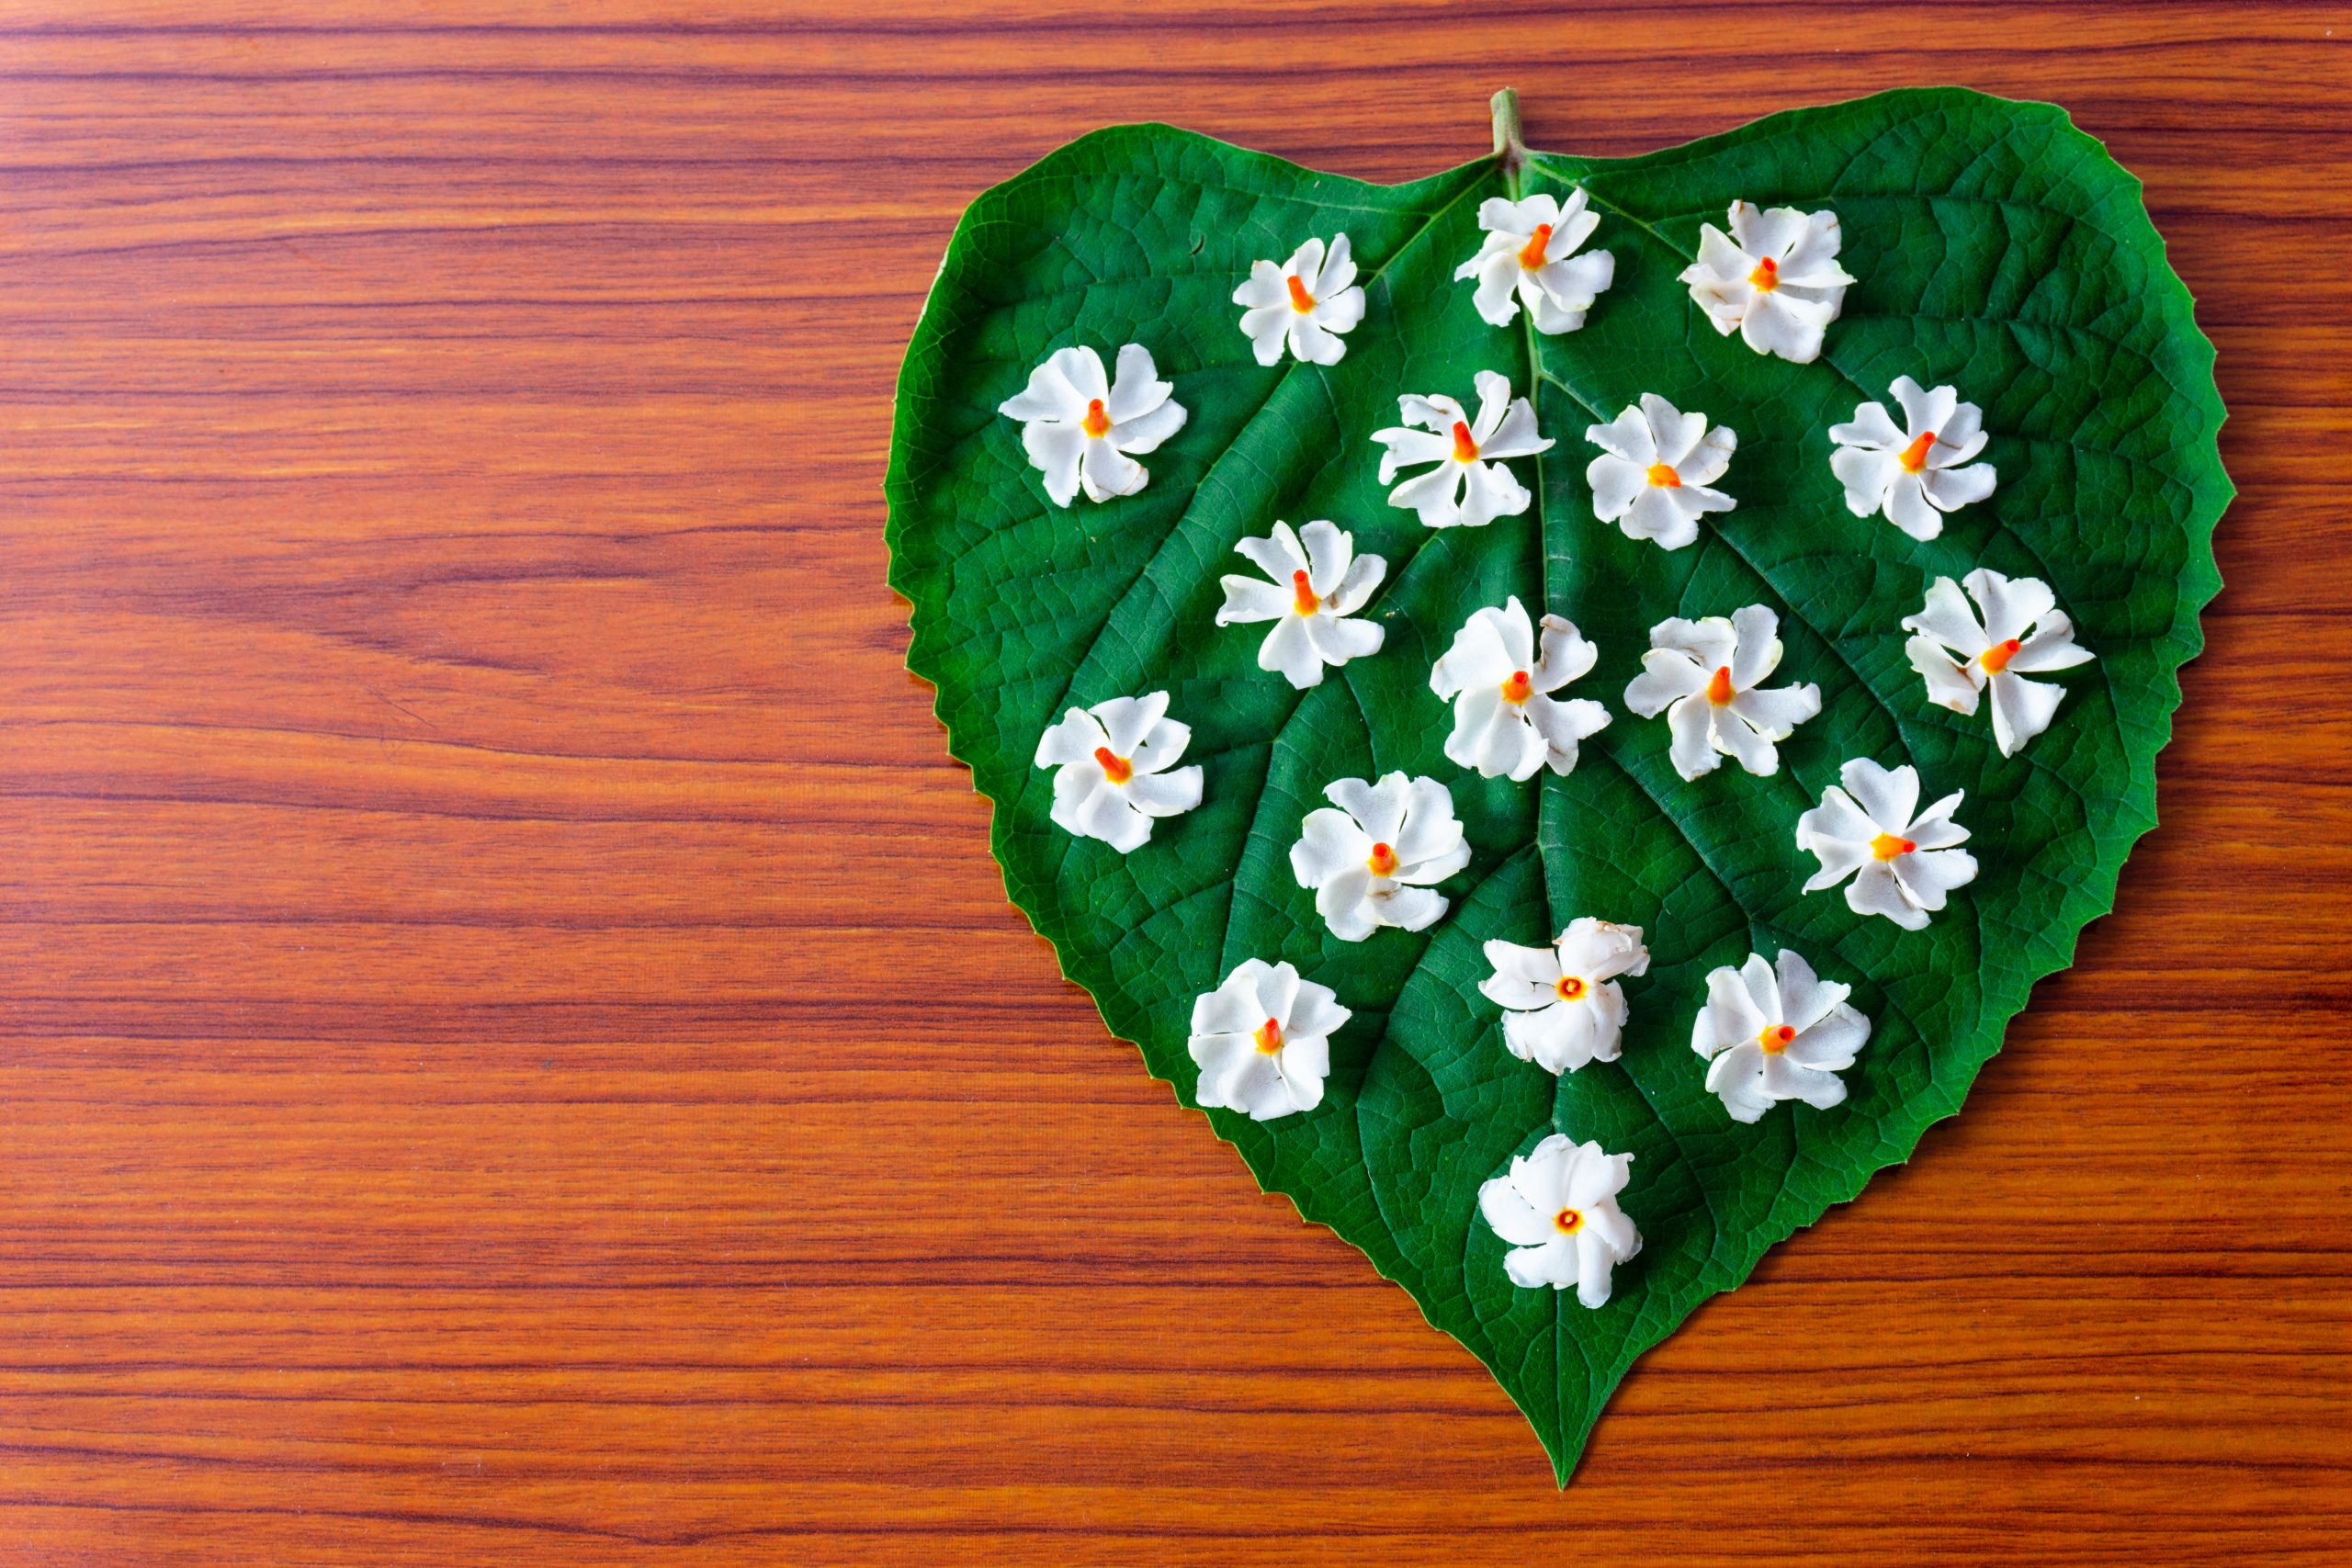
[{"x1": 2, "y1": 4, "x2": 2346, "y2": 1562}]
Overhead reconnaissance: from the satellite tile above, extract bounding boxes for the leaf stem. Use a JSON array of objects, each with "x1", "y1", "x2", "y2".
[{"x1": 1490, "y1": 87, "x2": 1525, "y2": 176}]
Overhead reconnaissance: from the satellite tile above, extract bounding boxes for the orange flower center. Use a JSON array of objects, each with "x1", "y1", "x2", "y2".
[
  {"x1": 1499, "y1": 669, "x2": 1532, "y2": 705},
  {"x1": 1092, "y1": 746, "x2": 1133, "y2": 784},
  {"x1": 1553, "y1": 1207, "x2": 1584, "y2": 1235},
  {"x1": 1897, "y1": 430, "x2": 1937, "y2": 473},
  {"x1": 1980, "y1": 637, "x2": 2023, "y2": 674},
  {"x1": 1285, "y1": 273, "x2": 1316, "y2": 314},
  {"x1": 1451, "y1": 420, "x2": 1480, "y2": 463},
  {"x1": 1748, "y1": 254, "x2": 1780, "y2": 291},
  {"x1": 1517, "y1": 222, "x2": 1554, "y2": 270},
  {"x1": 1367, "y1": 841, "x2": 1400, "y2": 877},
  {"x1": 1291, "y1": 568, "x2": 1320, "y2": 616},
  {"x1": 1555, "y1": 976, "x2": 1587, "y2": 1002},
  {"x1": 1758, "y1": 1022, "x2": 1797, "y2": 1055},
  {"x1": 1081, "y1": 398, "x2": 1113, "y2": 438},
  {"x1": 1705, "y1": 665, "x2": 1736, "y2": 705},
  {"x1": 1871, "y1": 831, "x2": 1917, "y2": 861},
  {"x1": 1645, "y1": 462, "x2": 1681, "y2": 488},
  {"x1": 1253, "y1": 1018, "x2": 1283, "y2": 1055}
]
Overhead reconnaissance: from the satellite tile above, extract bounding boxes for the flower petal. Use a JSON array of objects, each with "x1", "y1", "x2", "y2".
[
  {"x1": 1304, "y1": 611, "x2": 1382, "y2": 666},
  {"x1": 1584, "y1": 405, "x2": 1657, "y2": 466},
  {"x1": 1104, "y1": 343, "x2": 1170, "y2": 424},
  {"x1": 1666, "y1": 693, "x2": 1718, "y2": 780},
  {"x1": 1891, "y1": 845, "x2": 1978, "y2": 910},
  {"x1": 1726, "y1": 682, "x2": 1821, "y2": 739},
  {"x1": 1125, "y1": 767, "x2": 1201, "y2": 816},
  {"x1": 1921, "y1": 461, "x2": 1996, "y2": 513},
  {"x1": 1846, "y1": 859, "x2": 1926, "y2": 928},
  {"x1": 1905, "y1": 575, "x2": 1992, "y2": 657},
  {"x1": 1331, "y1": 771, "x2": 1411, "y2": 844},
  {"x1": 1456, "y1": 457, "x2": 1531, "y2": 529},
  {"x1": 1624, "y1": 649, "x2": 1706, "y2": 716},
  {"x1": 1558, "y1": 919, "x2": 1648, "y2": 982},
  {"x1": 1256, "y1": 613, "x2": 1325, "y2": 688},
  {"x1": 1829, "y1": 444, "x2": 1900, "y2": 517},
  {"x1": 1727, "y1": 604, "x2": 1783, "y2": 689},
  {"x1": 1021, "y1": 420, "x2": 1086, "y2": 507},
  {"x1": 1587, "y1": 453, "x2": 1645, "y2": 521},
  {"x1": 1216, "y1": 574, "x2": 1289, "y2": 626},
  {"x1": 1705, "y1": 1043, "x2": 1773, "y2": 1122},
  {"x1": 1480, "y1": 1175, "x2": 1556, "y2": 1247},
  {"x1": 1839, "y1": 758, "x2": 1919, "y2": 832},
  {"x1": 1077, "y1": 783, "x2": 1151, "y2": 852},
  {"x1": 1527, "y1": 695, "x2": 1610, "y2": 774},
  {"x1": 1986, "y1": 670, "x2": 2066, "y2": 754},
  {"x1": 1883, "y1": 470, "x2": 1943, "y2": 540},
  {"x1": 1289, "y1": 807, "x2": 1371, "y2": 886}
]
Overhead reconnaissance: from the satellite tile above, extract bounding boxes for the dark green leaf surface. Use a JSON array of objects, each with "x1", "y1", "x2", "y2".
[{"x1": 884, "y1": 88, "x2": 2228, "y2": 1481}]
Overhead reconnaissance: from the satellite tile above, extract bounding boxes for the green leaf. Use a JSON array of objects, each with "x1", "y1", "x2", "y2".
[{"x1": 884, "y1": 86, "x2": 2228, "y2": 1482}]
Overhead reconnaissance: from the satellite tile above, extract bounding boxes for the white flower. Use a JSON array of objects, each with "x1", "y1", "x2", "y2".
[
  {"x1": 1622, "y1": 605, "x2": 1822, "y2": 780},
  {"x1": 1678, "y1": 200, "x2": 1855, "y2": 364},
  {"x1": 1795, "y1": 758, "x2": 1977, "y2": 931},
  {"x1": 1477, "y1": 1134, "x2": 1641, "y2": 1306},
  {"x1": 998, "y1": 344, "x2": 1188, "y2": 507},
  {"x1": 1429, "y1": 597, "x2": 1611, "y2": 782},
  {"x1": 1691, "y1": 949, "x2": 1871, "y2": 1123},
  {"x1": 1188, "y1": 958, "x2": 1350, "y2": 1122},
  {"x1": 1479, "y1": 918, "x2": 1651, "y2": 1075},
  {"x1": 1372, "y1": 369, "x2": 1555, "y2": 530},
  {"x1": 1903, "y1": 569, "x2": 2096, "y2": 757},
  {"x1": 1453, "y1": 189, "x2": 1616, "y2": 334},
  {"x1": 1828, "y1": 376, "x2": 1996, "y2": 541},
  {"x1": 1232, "y1": 233, "x2": 1368, "y2": 366},
  {"x1": 1214, "y1": 520, "x2": 1386, "y2": 689},
  {"x1": 1033, "y1": 692, "x2": 1204, "y2": 853},
  {"x1": 1288, "y1": 772, "x2": 1469, "y2": 942},
  {"x1": 1585, "y1": 393, "x2": 1737, "y2": 550}
]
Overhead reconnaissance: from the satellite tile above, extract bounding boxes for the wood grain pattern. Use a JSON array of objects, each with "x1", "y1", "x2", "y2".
[{"x1": 0, "y1": 4, "x2": 2345, "y2": 1562}]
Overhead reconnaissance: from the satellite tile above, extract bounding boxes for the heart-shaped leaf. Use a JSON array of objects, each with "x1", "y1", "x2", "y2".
[{"x1": 885, "y1": 87, "x2": 2227, "y2": 1481}]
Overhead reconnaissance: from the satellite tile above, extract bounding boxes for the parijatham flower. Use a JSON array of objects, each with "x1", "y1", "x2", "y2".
[
  {"x1": 1690, "y1": 949, "x2": 1871, "y2": 1124},
  {"x1": 1033, "y1": 691, "x2": 1204, "y2": 853},
  {"x1": 1480, "y1": 918, "x2": 1652, "y2": 1075},
  {"x1": 1795, "y1": 758, "x2": 1977, "y2": 931},
  {"x1": 1903, "y1": 568, "x2": 2096, "y2": 757},
  {"x1": 1622, "y1": 606, "x2": 1822, "y2": 780},
  {"x1": 1215, "y1": 519, "x2": 1386, "y2": 689},
  {"x1": 1678, "y1": 200, "x2": 1855, "y2": 364},
  {"x1": 1429, "y1": 597, "x2": 1611, "y2": 782},
  {"x1": 1233, "y1": 233, "x2": 1367, "y2": 367},
  {"x1": 1828, "y1": 376, "x2": 1996, "y2": 541},
  {"x1": 1372, "y1": 370, "x2": 1555, "y2": 530},
  {"x1": 1477, "y1": 1134, "x2": 1641, "y2": 1306},
  {"x1": 1288, "y1": 772, "x2": 1469, "y2": 942},
  {"x1": 998, "y1": 344, "x2": 1189, "y2": 507},
  {"x1": 1454, "y1": 189, "x2": 1616, "y2": 334},
  {"x1": 1585, "y1": 393, "x2": 1737, "y2": 550},
  {"x1": 1188, "y1": 958, "x2": 1350, "y2": 1122}
]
